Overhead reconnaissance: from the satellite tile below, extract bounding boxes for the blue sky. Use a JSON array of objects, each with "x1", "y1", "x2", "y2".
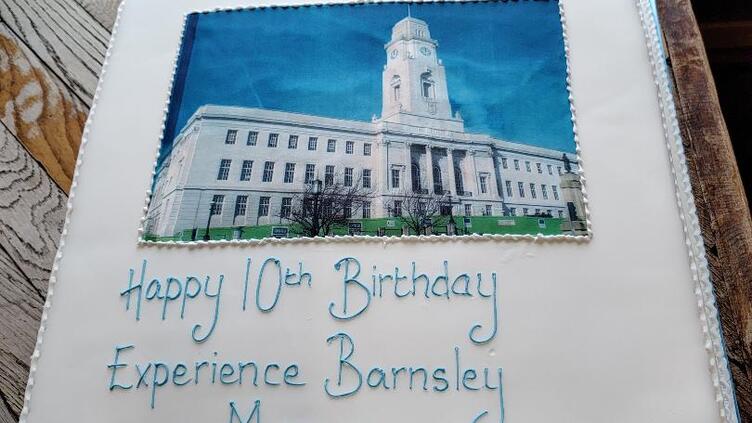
[{"x1": 163, "y1": 1, "x2": 574, "y2": 155}]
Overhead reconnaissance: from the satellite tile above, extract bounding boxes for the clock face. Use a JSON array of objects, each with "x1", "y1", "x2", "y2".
[
  {"x1": 420, "y1": 46, "x2": 431, "y2": 56},
  {"x1": 390, "y1": 49, "x2": 399, "y2": 59}
]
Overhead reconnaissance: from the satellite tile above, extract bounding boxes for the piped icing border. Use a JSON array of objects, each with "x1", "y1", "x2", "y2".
[
  {"x1": 636, "y1": 1, "x2": 740, "y2": 422},
  {"x1": 135, "y1": 0, "x2": 594, "y2": 247},
  {"x1": 16, "y1": 1, "x2": 128, "y2": 421}
]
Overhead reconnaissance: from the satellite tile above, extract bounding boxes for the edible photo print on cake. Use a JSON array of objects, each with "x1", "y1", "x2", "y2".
[{"x1": 142, "y1": 1, "x2": 587, "y2": 242}]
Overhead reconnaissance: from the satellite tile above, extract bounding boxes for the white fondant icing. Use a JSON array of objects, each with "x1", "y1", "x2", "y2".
[{"x1": 18, "y1": 0, "x2": 738, "y2": 422}]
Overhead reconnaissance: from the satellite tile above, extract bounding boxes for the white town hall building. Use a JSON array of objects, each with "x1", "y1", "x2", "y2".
[{"x1": 145, "y1": 15, "x2": 582, "y2": 238}]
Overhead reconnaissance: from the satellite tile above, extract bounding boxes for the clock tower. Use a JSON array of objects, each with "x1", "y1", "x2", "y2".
[{"x1": 381, "y1": 16, "x2": 463, "y2": 131}]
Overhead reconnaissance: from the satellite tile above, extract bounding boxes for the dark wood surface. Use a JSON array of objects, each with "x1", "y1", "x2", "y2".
[
  {"x1": 0, "y1": 1, "x2": 116, "y2": 420},
  {"x1": 658, "y1": 1, "x2": 752, "y2": 421},
  {"x1": 0, "y1": 1, "x2": 749, "y2": 422}
]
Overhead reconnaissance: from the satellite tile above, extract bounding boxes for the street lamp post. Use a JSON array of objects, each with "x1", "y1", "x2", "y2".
[
  {"x1": 447, "y1": 192, "x2": 456, "y2": 235},
  {"x1": 203, "y1": 201, "x2": 215, "y2": 241},
  {"x1": 310, "y1": 179, "x2": 323, "y2": 236}
]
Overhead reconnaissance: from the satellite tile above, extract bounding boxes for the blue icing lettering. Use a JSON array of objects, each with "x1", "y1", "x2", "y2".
[
  {"x1": 323, "y1": 332, "x2": 362, "y2": 398},
  {"x1": 229, "y1": 400, "x2": 261, "y2": 423},
  {"x1": 329, "y1": 258, "x2": 370, "y2": 320}
]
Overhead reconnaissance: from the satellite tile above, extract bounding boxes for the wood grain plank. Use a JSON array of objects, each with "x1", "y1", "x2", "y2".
[
  {"x1": 0, "y1": 119, "x2": 66, "y2": 298},
  {"x1": 74, "y1": 0, "x2": 120, "y2": 30},
  {"x1": 656, "y1": 1, "x2": 752, "y2": 421},
  {"x1": 0, "y1": 23, "x2": 89, "y2": 192},
  {"x1": 0, "y1": 0, "x2": 109, "y2": 104},
  {"x1": 0, "y1": 125, "x2": 66, "y2": 423}
]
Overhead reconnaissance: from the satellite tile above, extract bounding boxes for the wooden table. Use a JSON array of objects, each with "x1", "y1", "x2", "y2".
[{"x1": 0, "y1": 1, "x2": 749, "y2": 422}]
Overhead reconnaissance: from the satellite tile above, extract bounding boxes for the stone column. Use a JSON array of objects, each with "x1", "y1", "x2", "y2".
[
  {"x1": 425, "y1": 145, "x2": 435, "y2": 194},
  {"x1": 406, "y1": 142, "x2": 414, "y2": 192},
  {"x1": 471, "y1": 150, "x2": 480, "y2": 196},
  {"x1": 383, "y1": 140, "x2": 391, "y2": 192},
  {"x1": 447, "y1": 148, "x2": 457, "y2": 196}
]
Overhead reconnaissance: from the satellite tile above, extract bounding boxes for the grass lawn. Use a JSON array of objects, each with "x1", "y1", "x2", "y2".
[{"x1": 144, "y1": 216, "x2": 565, "y2": 242}]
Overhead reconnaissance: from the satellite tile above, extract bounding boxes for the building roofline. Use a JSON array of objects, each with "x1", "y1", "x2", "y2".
[{"x1": 176, "y1": 104, "x2": 576, "y2": 162}]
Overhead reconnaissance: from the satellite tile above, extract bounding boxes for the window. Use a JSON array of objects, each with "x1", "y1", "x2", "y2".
[
  {"x1": 411, "y1": 163, "x2": 422, "y2": 191},
  {"x1": 501, "y1": 157, "x2": 508, "y2": 169},
  {"x1": 234, "y1": 195, "x2": 248, "y2": 217},
  {"x1": 362, "y1": 169, "x2": 371, "y2": 188},
  {"x1": 246, "y1": 131, "x2": 258, "y2": 146},
  {"x1": 525, "y1": 161, "x2": 531, "y2": 172},
  {"x1": 547, "y1": 164, "x2": 553, "y2": 175},
  {"x1": 391, "y1": 168, "x2": 400, "y2": 189},
  {"x1": 530, "y1": 183, "x2": 537, "y2": 199},
  {"x1": 536, "y1": 163, "x2": 542, "y2": 174},
  {"x1": 552, "y1": 185, "x2": 559, "y2": 200},
  {"x1": 284, "y1": 163, "x2": 295, "y2": 183},
  {"x1": 485, "y1": 205, "x2": 492, "y2": 216},
  {"x1": 433, "y1": 165, "x2": 443, "y2": 194},
  {"x1": 514, "y1": 159, "x2": 520, "y2": 171},
  {"x1": 393, "y1": 200, "x2": 403, "y2": 216},
  {"x1": 510, "y1": 207, "x2": 517, "y2": 216},
  {"x1": 325, "y1": 165, "x2": 335, "y2": 186},
  {"x1": 546, "y1": 209, "x2": 552, "y2": 216},
  {"x1": 535, "y1": 208, "x2": 541, "y2": 215},
  {"x1": 327, "y1": 139, "x2": 337, "y2": 152},
  {"x1": 225, "y1": 129, "x2": 237, "y2": 144},
  {"x1": 288, "y1": 135, "x2": 298, "y2": 149},
  {"x1": 363, "y1": 143, "x2": 372, "y2": 156},
  {"x1": 345, "y1": 141, "x2": 354, "y2": 154},
  {"x1": 479, "y1": 175, "x2": 488, "y2": 194},
  {"x1": 558, "y1": 210, "x2": 564, "y2": 218},
  {"x1": 454, "y1": 165, "x2": 464, "y2": 194},
  {"x1": 308, "y1": 137, "x2": 318, "y2": 151},
  {"x1": 258, "y1": 197, "x2": 270, "y2": 217},
  {"x1": 281, "y1": 198, "x2": 292, "y2": 218},
  {"x1": 464, "y1": 204, "x2": 472, "y2": 216},
  {"x1": 523, "y1": 208, "x2": 529, "y2": 215},
  {"x1": 344, "y1": 167, "x2": 353, "y2": 187},
  {"x1": 391, "y1": 75, "x2": 401, "y2": 100},
  {"x1": 420, "y1": 71, "x2": 434, "y2": 98},
  {"x1": 505, "y1": 180, "x2": 513, "y2": 197},
  {"x1": 541, "y1": 184, "x2": 548, "y2": 200},
  {"x1": 517, "y1": 182, "x2": 525, "y2": 198},
  {"x1": 268, "y1": 133, "x2": 279, "y2": 147},
  {"x1": 422, "y1": 81, "x2": 431, "y2": 97},
  {"x1": 217, "y1": 159, "x2": 231, "y2": 180},
  {"x1": 557, "y1": 166, "x2": 562, "y2": 175},
  {"x1": 210, "y1": 195, "x2": 224, "y2": 215},
  {"x1": 262, "y1": 161, "x2": 274, "y2": 182},
  {"x1": 305, "y1": 164, "x2": 315, "y2": 184},
  {"x1": 362, "y1": 201, "x2": 371, "y2": 218},
  {"x1": 344, "y1": 201, "x2": 352, "y2": 219},
  {"x1": 240, "y1": 160, "x2": 253, "y2": 181}
]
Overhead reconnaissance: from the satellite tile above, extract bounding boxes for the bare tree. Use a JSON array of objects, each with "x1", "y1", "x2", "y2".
[
  {"x1": 279, "y1": 174, "x2": 374, "y2": 237},
  {"x1": 386, "y1": 180, "x2": 450, "y2": 235}
]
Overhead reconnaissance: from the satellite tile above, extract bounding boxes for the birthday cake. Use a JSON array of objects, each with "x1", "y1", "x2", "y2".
[{"x1": 19, "y1": 0, "x2": 738, "y2": 422}]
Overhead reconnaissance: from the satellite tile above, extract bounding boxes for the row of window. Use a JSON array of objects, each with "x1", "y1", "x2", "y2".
[
  {"x1": 503, "y1": 180, "x2": 560, "y2": 201},
  {"x1": 501, "y1": 157, "x2": 562, "y2": 176},
  {"x1": 224, "y1": 129, "x2": 372, "y2": 155},
  {"x1": 208, "y1": 193, "x2": 564, "y2": 221},
  {"x1": 218, "y1": 160, "x2": 373, "y2": 188},
  {"x1": 209, "y1": 194, "x2": 373, "y2": 219}
]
